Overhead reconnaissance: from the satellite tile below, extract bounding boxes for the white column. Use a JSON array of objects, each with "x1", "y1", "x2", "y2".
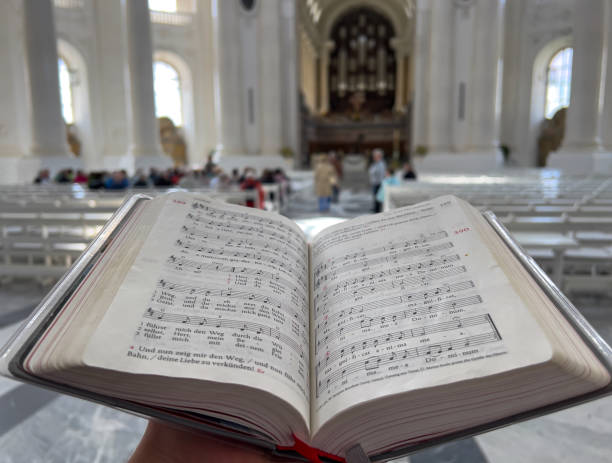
[
  {"x1": 280, "y1": 0, "x2": 300, "y2": 161},
  {"x1": 23, "y1": 0, "x2": 71, "y2": 159},
  {"x1": 193, "y1": 0, "x2": 218, "y2": 163},
  {"x1": 0, "y1": 1, "x2": 40, "y2": 184},
  {"x1": 451, "y1": 1, "x2": 475, "y2": 151},
  {"x1": 318, "y1": 41, "x2": 334, "y2": 115},
  {"x1": 214, "y1": 0, "x2": 244, "y2": 156},
  {"x1": 258, "y1": 0, "x2": 280, "y2": 155},
  {"x1": 239, "y1": 1, "x2": 260, "y2": 154},
  {"x1": 600, "y1": 0, "x2": 612, "y2": 151},
  {"x1": 469, "y1": 0, "x2": 502, "y2": 155},
  {"x1": 92, "y1": 0, "x2": 130, "y2": 171},
  {"x1": 561, "y1": 0, "x2": 605, "y2": 151},
  {"x1": 411, "y1": 0, "x2": 432, "y2": 152},
  {"x1": 124, "y1": 0, "x2": 169, "y2": 169},
  {"x1": 0, "y1": 1, "x2": 27, "y2": 159},
  {"x1": 550, "y1": 0, "x2": 610, "y2": 172},
  {"x1": 426, "y1": 0, "x2": 453, "y2": 154},
  {"x1": 300, "y1": 30, "x2": 317, "y2": 113},
  {"x1": 391, "y1": 39, "x2": 406, "y2": 112}
]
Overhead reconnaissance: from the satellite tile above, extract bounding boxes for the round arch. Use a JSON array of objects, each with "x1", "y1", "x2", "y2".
[
  {"x1": 153, "y1": 50, "x2": 195, "y2": 165},
  {"x1": 319, "y1": 0, "x2": 407, "y2": 43}
]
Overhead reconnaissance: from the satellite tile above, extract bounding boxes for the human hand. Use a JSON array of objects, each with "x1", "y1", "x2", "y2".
[{"x1": 129, "y1": 420, "x2": 273, "y2": 463}]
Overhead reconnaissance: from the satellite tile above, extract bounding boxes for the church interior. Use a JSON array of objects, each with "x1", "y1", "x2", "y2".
[{"x1": 1, "y1": 0, "x2": 612, "y2": 461}]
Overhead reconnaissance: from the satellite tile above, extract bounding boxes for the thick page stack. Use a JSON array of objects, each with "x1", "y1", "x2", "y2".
[{"x1": 1, "y1": 192, "x2": 611, "y2": 461}]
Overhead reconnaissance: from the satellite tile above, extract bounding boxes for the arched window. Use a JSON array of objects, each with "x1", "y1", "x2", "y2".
[
  {"x1": 153, "y1": 60, "x2": 183, "y2": 126},
  {"x1": 58, "y1": 56, "x2": 75, "y2": 124},
  {"x1": 545, "y1": 47, "x2": 573, "y2": 118}
]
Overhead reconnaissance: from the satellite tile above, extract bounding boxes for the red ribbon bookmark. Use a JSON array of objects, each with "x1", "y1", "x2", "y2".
[{"x1": 277, "y1": 434, "x2": 345, "y2": 463}]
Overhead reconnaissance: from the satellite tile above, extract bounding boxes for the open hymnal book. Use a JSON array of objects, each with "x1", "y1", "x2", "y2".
[{"x1": 9, "y1": 192, "x2": 611, "y2": 459}]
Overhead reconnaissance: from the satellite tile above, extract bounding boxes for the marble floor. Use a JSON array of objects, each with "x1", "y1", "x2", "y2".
[{"x1": 1, "y1": 183, "x2": 612, "y2": 462}]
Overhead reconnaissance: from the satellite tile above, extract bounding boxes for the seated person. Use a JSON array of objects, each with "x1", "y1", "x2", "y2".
[
  {"x1": 87, "y1": 171, "x2": 106, "y2": 190},
  {"x1": 55, "y1": 168, "x2": 74, "y2": 183},
  {"x1": 104, "y1": 170, "x2": 129, "y2": 190},
  {"x1": 402, "y1": 161, "x2": 417, "y2": 180},
  {"x1": 73, "y1": 170, "x2": 88, "y2": 184},
  {"x1": 154, "y1": 170, "x2": 174, "y2": 187},
  {"x1": 132, "y1": 170, "x2": 150, "y2": 188},
  {"x1": 33, "y1": 169, "x2": 50, "y2": 184}
]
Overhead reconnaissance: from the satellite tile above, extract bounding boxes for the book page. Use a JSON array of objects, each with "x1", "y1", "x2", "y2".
[
  {"x1": 84, "y1": 193, "x2": 311, "y2": 424},
  {"x1": 310, "y1": 196, "x2": 552, "y2": 432}
]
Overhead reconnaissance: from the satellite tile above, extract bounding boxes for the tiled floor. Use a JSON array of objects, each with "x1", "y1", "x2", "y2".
[{"x1": 1, "y1": 184, "x2": 611, "y2": 462}]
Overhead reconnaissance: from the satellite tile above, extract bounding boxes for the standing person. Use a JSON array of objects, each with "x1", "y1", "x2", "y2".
[
  {"x1": 376, "y1": 167, "x2": 401, "y2": 211},
  {"x1": 314, "y1": 154, "x2": 336, "y2": 213},
  {"x1": 203, "y1": 153, "x2": 216, "y2": 177},
  {"x1": 368, "y1": 148, "x2": 386, "y2": 213},
  {"x1": 230, "y1": 168, "x2": 241, "y2": 185},
  {"x1": 329, "y1": 151, "x2": 343, "y2": 203},
  {"x1": 240, "y1": 168, "x2": 265, "y2": 209}
]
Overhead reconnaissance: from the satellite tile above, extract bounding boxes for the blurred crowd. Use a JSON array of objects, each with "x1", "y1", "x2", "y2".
[{"x1": 33, "y1": 161, "x2": 291, "y2": 209}]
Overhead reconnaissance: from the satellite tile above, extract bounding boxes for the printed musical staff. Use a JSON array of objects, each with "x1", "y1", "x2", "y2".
[
  {"x1": 316, "y1": 294, "x2": 483, "y2": 351},
  {"x1": 189, "y1": 200, "x2": 306, "y2": 252},
  {"x1": 314, "y1": 242, "x2": 455, "y2": 282},
  {"x1": 313, "y1": 231, "x2": 448, "y2": 276},
  {"x1": 315, "y1": 253, "x2": 460, "y2": 290},
  {"x1": 166, "y1": 255, "x2": 307, "y2": 298},
  {"x1": 316, "y1": 279, "x2": 476, "y2": 318},
  {"x1": 317, "y1": 330, "x2": 501, "y2": 395},
  {"x1": 156, "y1": 279, "x2": 308, "y2": 330},
  {"x1": 317, "y1": 314, "x2": 491, "y2": 370},
  {"x1": 174, "y1": 239, "x2": 306, "y2": 276},
  {"x1": 312, "y1": 205, "x2": 437, "y2": 254},
  {"x1": 143, "y1": 308, "x2": 305, "y2": 359},
  {"x1": 316, "y1": 265, "x2": 468, "y2": 307},
  {"x1": 180, "y1": 223, "x2": 304, "y2": 262}
]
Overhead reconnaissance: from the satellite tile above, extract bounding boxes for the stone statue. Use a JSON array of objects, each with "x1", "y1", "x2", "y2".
[
  {"x1": 158, "y1": 117, "x2": 187, "y2": 166},
  {"x1": 537, "y1": 107, "x2": 566, "y2": 167},
  {"x1": 66, "y1": 124, "x2": 81, "y2": 157}
]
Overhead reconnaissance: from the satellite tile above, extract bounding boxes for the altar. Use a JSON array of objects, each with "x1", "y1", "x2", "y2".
[{"x1": 303, "y1": 110, "x2": 410, "y2": 167}]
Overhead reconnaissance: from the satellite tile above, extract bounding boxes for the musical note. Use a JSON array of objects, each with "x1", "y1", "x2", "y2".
[{"x1": 316, "y1": 330, "x2": 501, "y2": 395}]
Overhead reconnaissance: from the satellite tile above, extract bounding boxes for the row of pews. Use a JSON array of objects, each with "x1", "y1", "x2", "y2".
[
  {"x1": 0, "y1": 184, "x2": 282, "y2": 280},
  {"x1": 384, "y1": 172, "x2": 612, "y2": 296}
]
